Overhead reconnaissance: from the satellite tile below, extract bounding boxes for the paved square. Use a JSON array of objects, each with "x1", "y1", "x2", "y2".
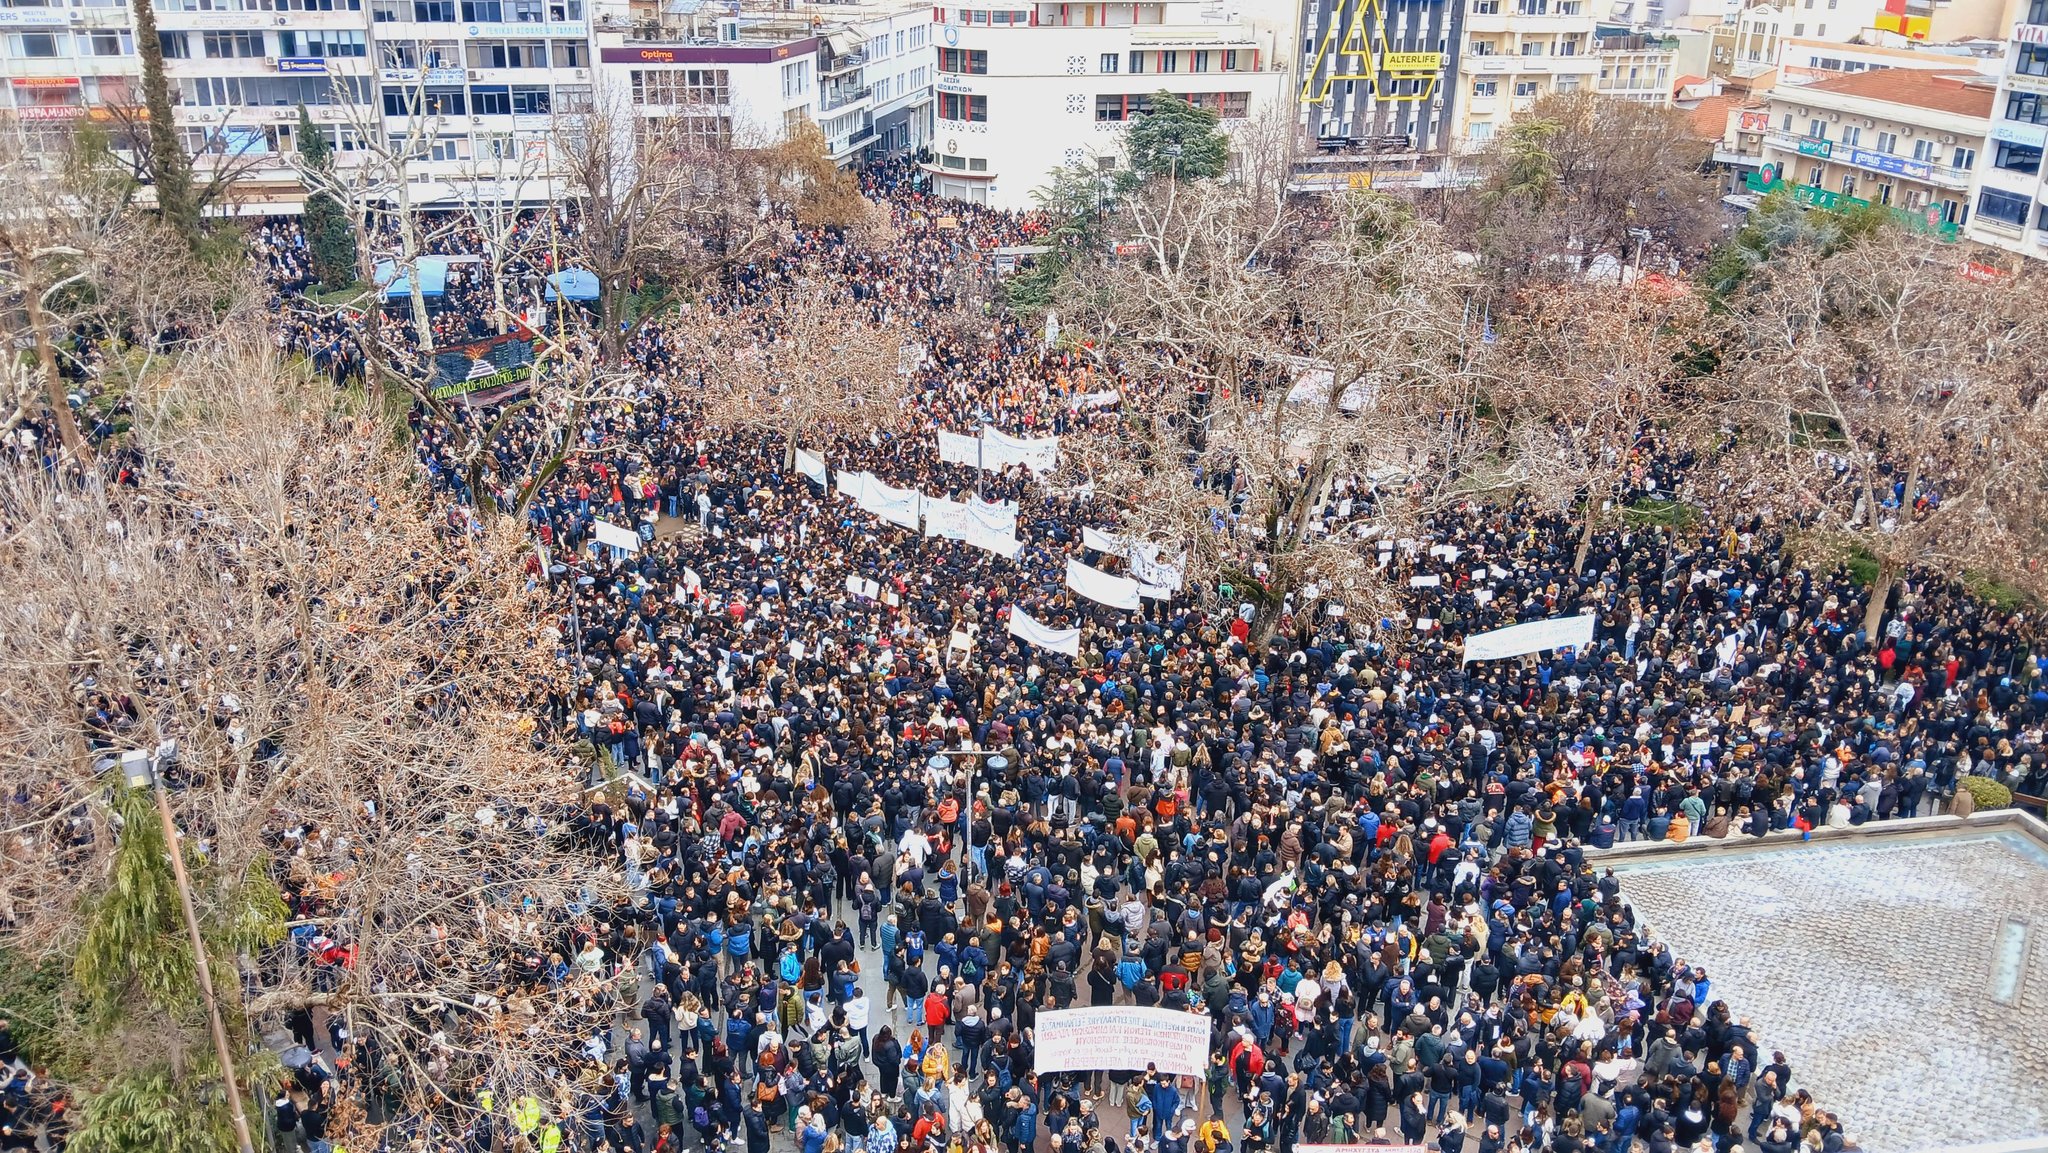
[{"x1": 1612, "y1": 830, "x2": 2048, "y2": 1152}]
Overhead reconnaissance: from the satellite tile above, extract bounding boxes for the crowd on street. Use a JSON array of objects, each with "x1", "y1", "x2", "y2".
[{"x1": 61, "y1": 153, "x2": 2043, "y2": 1153}]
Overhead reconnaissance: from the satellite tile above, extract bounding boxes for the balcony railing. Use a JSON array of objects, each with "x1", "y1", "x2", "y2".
[{"x1": 820, "y1": 85, "x2": 872, "y2": 112}]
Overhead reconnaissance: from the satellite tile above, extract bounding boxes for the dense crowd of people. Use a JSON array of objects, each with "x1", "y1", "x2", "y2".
[{"x1": 19, "y1": 154, "x2": 2038, "y2": 1153}]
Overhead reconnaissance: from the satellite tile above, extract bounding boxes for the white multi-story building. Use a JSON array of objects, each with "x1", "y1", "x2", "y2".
[
  {"x1": 1596, "y1": 29, "x2": 1676, "y2": 102},
  {"x1": 924, "y1": 0, "x2": 1287, "y2": 207},
  {"x1": 591, "y1": 0, "x2": 931, "y2": 163},
  {"x1": 1965, "y1": 0, "x2": 2048, "y2": 255}
]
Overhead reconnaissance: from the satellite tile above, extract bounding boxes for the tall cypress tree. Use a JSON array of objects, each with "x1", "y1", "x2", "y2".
[
  {"x1": 131, "y1": 0, "x2": 201, "y2": 249},
  {"x1": 296, "y1": 105, "x2": 357, "y2": 290}
]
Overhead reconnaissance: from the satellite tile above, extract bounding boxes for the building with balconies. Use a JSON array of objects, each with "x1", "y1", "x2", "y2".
[
  {"x1": 1964, "y1": 0, "x2": 2048, "y2": 256},
  {"x1": 592, "y1": 0, "x2": 929, "y2": 166},
  {"x1": 1450, "y1": 0, "x2": 1600, "y2": 149},
  {"x1": 1595, "y1": 29, "x2": 1676, "y2": 102},
  {"x1": 1298, "y1": 0, "x2": 1463, "y2": 160},
  {"x1": 926, "y1": 0, "x2": 1286, "y2": 207},
  {"x1": 1748, "y1": 66, "x2": 1991, "y2": 240}
]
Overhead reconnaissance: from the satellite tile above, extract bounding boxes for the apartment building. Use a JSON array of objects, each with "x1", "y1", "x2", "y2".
[
  {"x1": 1453, "y1": 0, "x2": 1599, "y2": 149},
  {"x1": 1964, "y1": 0, "x2": 2048, "y2": 253},
  {"x1": 1596, "y1": 30, "x2": 1677, "y2": 102},
  {"x1": 594, "y1": 0, "x2": 932, "y2": 165},
  {"x1": 1749, "y1": 67, "x2": 1990, "y2": 237},
  {"x1": 927, "y1": 0, "x2": 1286, "y2": 207}
]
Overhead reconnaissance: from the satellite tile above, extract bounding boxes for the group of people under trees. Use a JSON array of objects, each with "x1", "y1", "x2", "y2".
[{"x1": 12, "y1": 152, "x2": 2038, "y2": 1153}]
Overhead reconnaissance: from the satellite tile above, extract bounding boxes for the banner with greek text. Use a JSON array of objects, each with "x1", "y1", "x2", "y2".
[
  {"x1": 796, "y1": 449, "x2": 828, "y2": 487},
  {"x1": 937, "y1": 430, "x2": 982, "y2": 468},
  {"x1": 1034, "y1": 1007, "x2": 1211, "y2": 1077},
  {"x1": 924, "y1": 497, "x2": 971, "y2": 540},
  {"x1": 982, "y1": 428, "x2": 1060, "y2": 475},
  {"x1": 1460, "y1": 613, "x2": 1597, "y2": 664},
  {"x1": 968, "y1": 497, "x2": 1019, "y2": 538},
  {"x1": 860, "y1": 476, "x2": 922, "y2": 531}
]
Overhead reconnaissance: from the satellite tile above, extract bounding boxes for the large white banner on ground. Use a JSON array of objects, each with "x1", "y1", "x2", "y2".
[
  {"x1": 924, "y1": 497, "x2": 971, "y2": 540},
  {"x1": 795, "y1": 449, "x2": 828, "y2": 486},
  {"x1": 1461, "y1": 613, "x2": 1597, "y2": 664},
  {"x1": 982, "y1": 428, "x2": 1060, "y2": 474},
  {"x1": 860, "y1": 476, "x2": 922, "y2": 531},
  {"x1": 1066, "y1": 558, "x2": 1140, "y2": 611},
  {"x1": 936, "y1": 430, "x2": 981, "y2": 468},
  {"x1": 1006, "y1": 606, "x2": 1080, "y2": 656},
  {"x1": 1034, "y1": 1007, "x2": 1211, "y2": 1077}
]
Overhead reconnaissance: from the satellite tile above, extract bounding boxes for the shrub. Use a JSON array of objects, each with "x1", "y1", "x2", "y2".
[{"x1": 1959, "y1": 775, "x2": 2012, "y2": 811}]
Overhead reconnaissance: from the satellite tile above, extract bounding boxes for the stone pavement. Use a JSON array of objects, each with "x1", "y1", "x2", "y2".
[{"x1": 1614, "y1": 830, "x2": 2048, "y2": 1152}]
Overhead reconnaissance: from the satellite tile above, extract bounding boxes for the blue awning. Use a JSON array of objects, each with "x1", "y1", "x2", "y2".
[
  {"x1": 544, "y1": 268, "x2": 601, "y2": 302},
  {"x1": 373, "y1": 256, "x2": 451, "y2": 298}
]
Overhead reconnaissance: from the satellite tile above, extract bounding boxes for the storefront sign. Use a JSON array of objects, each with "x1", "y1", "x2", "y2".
[
  {"x1": 2013, "y1": 22, "x2": 2048, "y2": 44},
  {"x1": 1381, "y1": 51, "x2": 1442, "y2": 72},
  {"x1": 1796, "y1": 136, "x2": 1831, "y2": 157},
  {"x1": 467, "y1": 21, "x2": 583, "y2": 37},
  {"x1": 1844, "y1": 147, "x2": 1932, "y2": 180},
  {"x1": 11, "y1": 76, "x2": 81, "y2": 88},
  {"x1": 276, "y1": 57, "x2": 330, "y2": 74},
  {"x1": 1739, "y1": 110, "x2": 1771, "y2": 133},
  {"x1": 1991, "y1": 120, "x2": 2048, "y2": 148}
]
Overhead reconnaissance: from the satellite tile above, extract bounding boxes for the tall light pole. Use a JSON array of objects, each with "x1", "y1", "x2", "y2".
[
  {"x1": 927, "y1": 750, "x2": 1008, "y2": 920},
  {"x1": 121, "y1": 751, "x2": 258, "y2": 1153}
]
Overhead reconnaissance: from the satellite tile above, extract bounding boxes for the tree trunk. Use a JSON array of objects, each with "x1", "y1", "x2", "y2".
[
  {"x1": 20, "y1": 276, "x2": 92, "y2": 466},
  {"x1": 1573, "y1": 488, "x2": 1602, "y2": 575},
  {"x1": 131, "y1": 0, "x2": 200, "y2": 249},
  {"x1": 1861, "y1": 556, "x2": 1900, "y2": 640}
]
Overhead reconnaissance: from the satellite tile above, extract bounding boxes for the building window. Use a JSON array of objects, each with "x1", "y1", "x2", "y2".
[
  {"x1": 1952, "y1": 146, "x2": 1975, "y2": 170},
  {"x1": 159, "y1": 31, "x2": 190, "y2": 58},
  {"x1": 86, "y1": 30, "x2": 133, "y2": 55},
  {"x1": 2008, "y1": 92, "x2": 2048, "y2": 125},
  {"x1": 1875, "y1": 131, "x2": 1896, "y2": 154},
  {"x1": 1514, "y1": 80, "x2": 1538, "y2": 96},
  {"x1": 939, "y1": 91, "x2": 987, "y2": 121},
  {"x1": 1472, "y1": 0, "x2": 1499, "y2": 11},
  {"x1": 1100, "y1": 52, "x2": 1118, "y2": 72},
  {"x1": 17, "y1": 32, "x2": 60, "y2": 57},
  {"x1": 1912, "y1": 138, "x2": 1934, "y2": 162},
  {"x1": 552, "y1": 39, "x2": 584, "y2": 67},
  {"x1": 2020, "y1": 43, "x2": 2048, "y2": 77},
  {"x1": 412, "y1": 0, "x2": 456, "y2": 18},
  {"x1": 781, "y1": 59, "x2": 809, "y2": 99},
  {"x1": 1472, "y1": 79, "x2": 1497, "y2": 96},
  {"x1": 471, "y1": 84, "x2": 511, "y2": 115},
  {"x1": 1977, "y1": 188, "x2": 2029, "y2": 225},
  {"x1": 1839, "y1": 125, "x2": 1859, "y2": 147},
  {"x1": 938, "y1": 48, "x2": 988, "y2": 73},
  {"x1": 461, "y1": 0, "x2": 500, "y2": 16},
  {"x1": 511, "y1": 85, "x2": 550, "y2": 114},
  {"x1": 1994, "y1": 141, "x2": 2040, "y2": 175},
  {"x1": 202, "y1": 29, "x2": 265, "y2": 57},
  {"x1": 630, "y1": 68, "x2": 730, "y2": 107},
  {"x1": 1129, "y1": 49, "x2": 1145, "y2": 72}
]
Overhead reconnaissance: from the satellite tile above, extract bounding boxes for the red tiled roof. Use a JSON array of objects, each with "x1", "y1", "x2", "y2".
[
  {"x1": 1791, "y1": 69, "x2": 1993, "y2": 119},
  {"x1": 1687, "y1": 93, "x2": 1745, "y2": 138}
]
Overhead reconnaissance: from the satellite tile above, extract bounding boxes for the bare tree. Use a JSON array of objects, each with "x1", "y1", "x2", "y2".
[
  {"x1": 1497, "y1": 280, "x2": 1711, "y2": 572},
  {"x1": 1713, "y1": 225, "x2": 2048, "y2": 637},
  {"x1": 451, "y1": 141, "x2": 555, "y2": 335},
  {"x1": 1060, "y1": 182, "x2": 1490, "y2": 640},
  {"x1": 691, "y1": 273, "x2": 909, "y2": 470}
]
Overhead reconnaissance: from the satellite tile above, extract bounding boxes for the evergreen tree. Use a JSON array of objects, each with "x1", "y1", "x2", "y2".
[
  {"x1": 131, "y1": 0, "x2": 201, "y2": 249},
  {"x1": 1124, "y1": 91, "x2": 1230, "y2": 180},
  {"x1": 296, "y1": 105, "x2": 357, "y2": 291}
]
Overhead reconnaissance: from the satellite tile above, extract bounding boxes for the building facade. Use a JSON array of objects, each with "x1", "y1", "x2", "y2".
[
  {"x1": 1964, "y1": 0, "x2": 2048, "y2": 254},
  {"x1": 1596, "y1": 30, "x2": 1677, "y2": 102},
  {"x1": 1452, "y1": 0, "x2": 1600, "y2": 148},
  {"x1": 926, "y1": 0, "x2": 1286, "y2": 207},
  {"x1": 1749, "y1": 67, "x2": 1989, "y2": 238},
  {"x1": 1299, "y1": 0, "x2": 1463, "y2": 157}
]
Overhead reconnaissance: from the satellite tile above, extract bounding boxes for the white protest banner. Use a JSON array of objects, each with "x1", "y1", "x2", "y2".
[
  {"x1": 1138, "y1": 583, "x2": 1174, "y2": 601},
  {"x1": 592, "y1": 520, "x2": 640, "y2": 553},
  {"x1": 836, "y1": 470, "x2": 868, "y2": 503},
  {"x1": 1006, "y1": 606, "x2": 1080, "y2": 657},
  {"x1": 1460, "y1": 613, "x2": 1597, "y2": 664},
  {"x1": 1299, "y1": 1145, "x2": 1427, "y2": 1153},
  {"x1": 1410, "y1": 574, "x2": 1441, "y2": 588},
  {"x1": 860, "y1": 477, "x2": 922, "y2": 531},
  {"x1": 795, "y1": 449, "x2": 828, "y2": 487},
  {"x1": 936, "y1": 430, "x2": 981, "y2": 468},
  {"x1": 968, "y1": 497, "x2": 1019, "y2": 538},
  {"x1": 1129, "y1": 542, "x2": 1185, "y2": 592},
  {"x1": 1034, "y1": 1007, "x2": 1210, "y2": 1077},
  {"x1": 964, "y1": 519, "x2": 1023, "y2": 559},
  {"x1": 981, "y1": 427, "x2": 1060, "y2": 474},
  {"x1": 1066, "y1": 558, "x2": 1140, "y2": 611},
  {"x1": 1070, "y1": 390, "x2": 1121, "y2": 410},
  {"x1": 1081, "y1": 527, "x2": 1130, "y2": 557},
  {"x1": 923, "y1": 497, "x2": 971, "y2": 540}
]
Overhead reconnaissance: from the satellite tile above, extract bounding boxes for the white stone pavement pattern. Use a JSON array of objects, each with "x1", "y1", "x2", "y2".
[{"x1": 1613, "y1": 831, "x2": 2048, "y2": 1153}]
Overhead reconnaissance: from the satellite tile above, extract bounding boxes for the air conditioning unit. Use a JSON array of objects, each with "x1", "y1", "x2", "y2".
[
  {"x1": 264, "y1": 57, "x2": 278, "y2": 67},
  {"x1": 1862, "y1": 117, "x2": 1874, "y2": 127},
  {"x1": 1939, "y1": 133, "x2": 1955, "y2": 144},
  {"x1": 276, "y1": 15, "x2": 288, "y2": 24},
  {"x1": 472, "y1": 115, "x2": 483, "y2": 124},
  {"x1": 575, "y1": 67, "x2": 587, "y2": 79},
  {"x1": 469, "y1": 69, "x2": 482, "y2": 80}
]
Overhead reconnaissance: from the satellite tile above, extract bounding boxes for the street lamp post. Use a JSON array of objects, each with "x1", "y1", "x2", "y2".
[
  {"x1": 120, "y1": 751, "x2": 258, "y2": 1153},
  {"x1": 927, "y1": 750, "x2": 1008, "y2": 920}
]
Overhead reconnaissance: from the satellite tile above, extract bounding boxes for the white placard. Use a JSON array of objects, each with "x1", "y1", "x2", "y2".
[
  {"x1": 924, "y1": 497, "x2": 971, "y2": 540},
  {"x1": 1082, "y1": 526, "x2": 1130, "y2": 557},
  {"x1": 795, "y1": 449, "x2": 828, "y2": 486},
  {"x1": 967, "y1": 497, "x2": 1019, "y2": 538},
  {"x1": 860, "y1": 477, "x2": 922, "y2": 531},
  {"x1": 964, "y1": 519, "x2": 1023, "y2": 559},
  {"x1": 836, "y1": 470, "x2": 867, "y2": 502},
  {"x1": 1007, "y1": 606, "x2": 1080, "y2": 656},
  {"x1": 1034, "y1": 1007, "x2": 1210, "y2": 1077},
  {"x1": 592, "y1": 520, "x2": 640, "y2": 553},
  {"x1": 936, "y1": 430, "x2": 981, "y2": 468},
  {"x1": 1461, "y1": 613, "x2": 1597, "y2": 664},
  {"x1": 1410, "y1": 574, "x2": 1441, "y2": 588},
  {"x1": 1066, "y1": 558, "x2": 1140, "y2": 611}
]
